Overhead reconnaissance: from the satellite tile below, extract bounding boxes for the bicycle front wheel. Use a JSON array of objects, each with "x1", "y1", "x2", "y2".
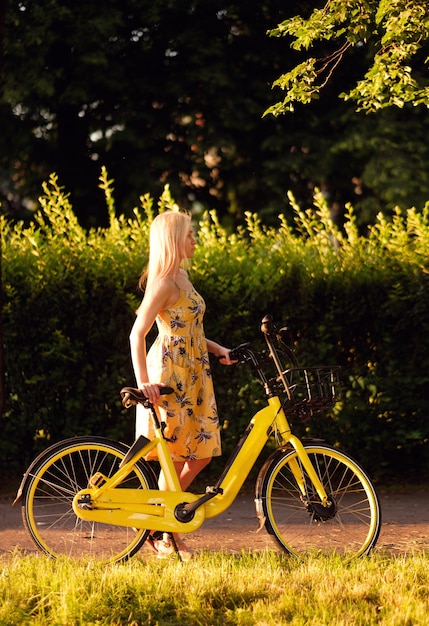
[
  {"x1": 22, "y1": 436, "x2": 158, "y2": 563},
  {"x1": 256, "y1": 444, "x2": 381, "y2": 559}
]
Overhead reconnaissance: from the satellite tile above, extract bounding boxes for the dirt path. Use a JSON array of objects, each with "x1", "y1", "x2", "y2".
[{"x1": 1, "y1": 491, "x2": 428, "y2": 559}]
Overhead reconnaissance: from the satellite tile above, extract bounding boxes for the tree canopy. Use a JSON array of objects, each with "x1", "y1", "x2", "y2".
[
  {"x1": 1, "y1": 0, "x2": 429, "y2": 228},
  {"x1": 265, "y1": 0, "x2": 429, "y2": 114},
  {"x1": 1, "y1": 0, "x2": 295, "y2": 226}
]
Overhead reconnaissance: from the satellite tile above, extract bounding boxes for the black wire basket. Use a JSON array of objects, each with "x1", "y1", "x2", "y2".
[{"x1": 281, "y1": 366, "x2": 342, "y2": 422}]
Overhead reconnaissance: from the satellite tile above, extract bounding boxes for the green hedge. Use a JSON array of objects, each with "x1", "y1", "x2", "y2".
[{"x1": 1, "y1": 172, "x2": 428, "y2": 485}]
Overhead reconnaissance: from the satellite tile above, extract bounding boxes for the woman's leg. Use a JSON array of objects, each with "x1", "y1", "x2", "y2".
[
  {"x1": 156, "y1": 457, "x2": 212, "y2": 558},
  {"x1": 158, "y1": 457, "x2": 211, "y2": 491}
]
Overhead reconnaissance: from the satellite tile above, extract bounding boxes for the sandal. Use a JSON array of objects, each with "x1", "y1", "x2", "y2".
[
  {"x1": 146, "y1": 531, "x2": 175, "y2": 557},
  {"x1": 155, "y1": 533, "x2": 177, "y2": 559},
  {"x1": 146, "y1": 532, "x2": 194, "y2": 561}
]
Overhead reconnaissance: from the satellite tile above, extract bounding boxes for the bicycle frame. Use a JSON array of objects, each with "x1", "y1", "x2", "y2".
[{"x1": 72, "y1": 394, "x2": 330, "y2": 535}]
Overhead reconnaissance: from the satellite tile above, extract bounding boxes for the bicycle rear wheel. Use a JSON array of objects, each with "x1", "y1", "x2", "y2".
[
  {"x1": 256, "y1": 444, "x2": 381, "y2": 559},
  {"x1": 22, "y1": 436, "x2": 157, "y2": 563}
]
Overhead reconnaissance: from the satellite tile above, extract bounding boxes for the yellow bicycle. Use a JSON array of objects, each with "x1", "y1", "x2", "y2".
[{"x1": 14, "y1": 315, "x2": 381, "y2": 563}]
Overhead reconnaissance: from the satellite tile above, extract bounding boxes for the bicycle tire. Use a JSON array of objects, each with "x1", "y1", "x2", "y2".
[
  {"x1": 22, "y1": 436, "x2": 158, "y2": 563},
  {"x1": 255, "y1": 444, "x2": 381, "y2": 559}
]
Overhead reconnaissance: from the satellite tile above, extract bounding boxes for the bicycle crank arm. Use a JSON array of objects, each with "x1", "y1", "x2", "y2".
[{"x1": 72, "y1": 488, "x2": 206, "y2": 534}]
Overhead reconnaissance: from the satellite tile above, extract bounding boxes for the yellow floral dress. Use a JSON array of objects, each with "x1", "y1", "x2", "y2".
[{"x1": 135, "y1": 287, "x2": 222, "y2": 462}]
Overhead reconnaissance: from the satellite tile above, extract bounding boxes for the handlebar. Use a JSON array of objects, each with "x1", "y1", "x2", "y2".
[
  {"x1": 227, "y1": 342, "x2": 253, "y2": 363},
  {"x1": 221, "y1": 316, "x2": 306, "y2": 400},
  {"x1": 226, "y1": 316, "x2": 298, "y2": 370}
]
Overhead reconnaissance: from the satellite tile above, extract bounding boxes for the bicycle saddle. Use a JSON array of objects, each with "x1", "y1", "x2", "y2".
[{"x1": 120, "y1": 386, "x2": 174, "y2": 408}]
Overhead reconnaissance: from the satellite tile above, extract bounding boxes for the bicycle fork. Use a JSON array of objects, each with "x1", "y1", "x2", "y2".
[
  {"x1": 273, "y1": 409, "x2": 332, "y2": 510},
  {"x1": 286, "y1": 436, "x2": 338, "y2": 522}
]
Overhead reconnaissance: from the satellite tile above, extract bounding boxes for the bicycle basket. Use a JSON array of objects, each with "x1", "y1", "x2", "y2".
[{"x1": 281, "y1": 366, "x2": 341, "y2": 422}]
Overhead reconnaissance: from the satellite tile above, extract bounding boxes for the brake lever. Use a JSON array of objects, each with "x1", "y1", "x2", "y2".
[{"x1": 215, "y1": 342, "x2": 251, "y2": 364}]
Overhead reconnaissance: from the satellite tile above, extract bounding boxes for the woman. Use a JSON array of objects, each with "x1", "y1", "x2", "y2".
[{"x1": 129, "y1": 210, "x2": 234, "y2": 559}]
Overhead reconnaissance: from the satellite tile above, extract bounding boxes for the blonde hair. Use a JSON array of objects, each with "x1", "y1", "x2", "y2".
[{"x1": 139, "y1": 211, "x2": 192, "y2": 291}]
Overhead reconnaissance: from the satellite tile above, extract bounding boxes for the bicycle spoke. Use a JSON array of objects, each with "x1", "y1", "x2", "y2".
[
  {"x1": 23, "y1": 437, "x2": 156, "y2": 563},
  {"x1": 258, "y1": 445, "x2": 381, "y2": 558}
]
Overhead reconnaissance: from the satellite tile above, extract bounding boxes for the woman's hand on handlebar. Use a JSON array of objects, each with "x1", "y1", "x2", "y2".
[
  {"x1": 206, "y1": 339, "x2": 236, "y2": 365},
  {"x1": 216, "y1": 345, "x2": 238, "y2": 365}
]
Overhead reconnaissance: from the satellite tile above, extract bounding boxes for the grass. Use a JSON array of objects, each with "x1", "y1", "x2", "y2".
[{"x1": 1, "y1": 550, "x2": 428, "y2": 625}]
